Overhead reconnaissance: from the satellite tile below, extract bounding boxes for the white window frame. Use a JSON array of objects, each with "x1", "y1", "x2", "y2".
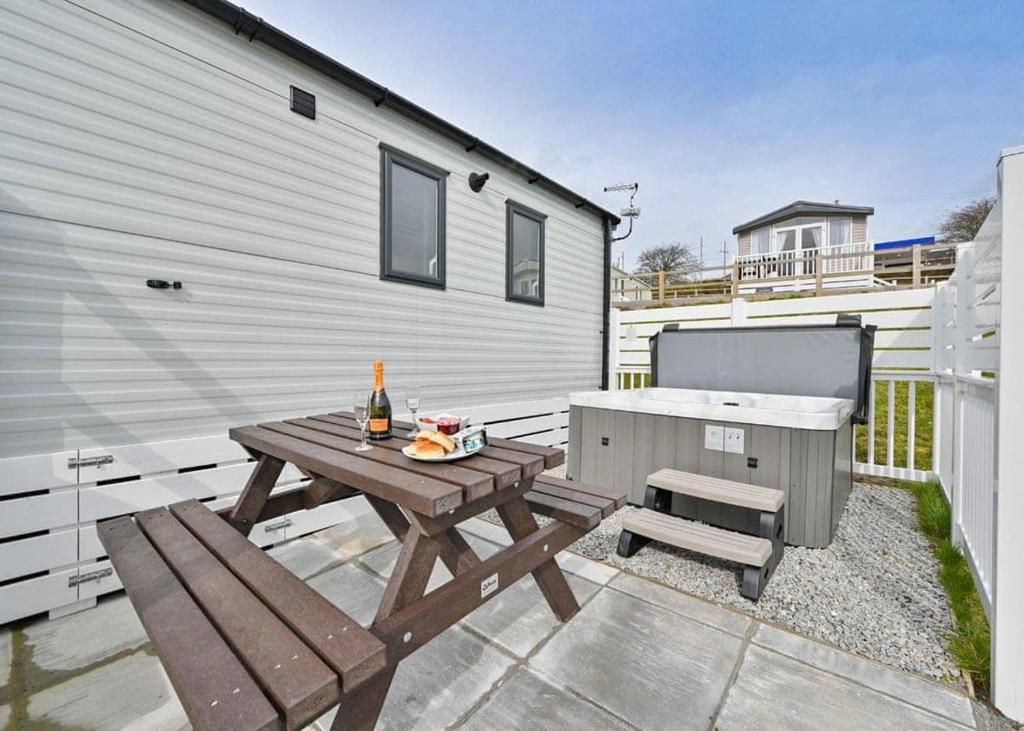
[{"x1": 773, "y1": 221, "x2": 824, "y2": 253}]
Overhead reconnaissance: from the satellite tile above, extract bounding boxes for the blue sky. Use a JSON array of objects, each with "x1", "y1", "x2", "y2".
[{"x1": 242, "y1": 0, "x2": 1023, "y2": 268}]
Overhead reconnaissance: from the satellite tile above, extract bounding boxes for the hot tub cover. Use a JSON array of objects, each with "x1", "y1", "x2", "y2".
[{"x1": 650, "y1": 318, "x2": 875, "y2": 423}]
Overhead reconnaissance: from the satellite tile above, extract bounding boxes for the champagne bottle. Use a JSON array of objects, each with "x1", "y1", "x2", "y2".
[{"x1": 368, "y1": 360, "x2": 392, "y2": 440}]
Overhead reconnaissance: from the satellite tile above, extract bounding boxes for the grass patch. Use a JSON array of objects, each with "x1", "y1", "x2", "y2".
[
  {"x1": 905, "y1": 479, "x2": 991, "y2": 697},
  {"x1": 855, "y1": 380, "x2": 934, "y2": 471}
]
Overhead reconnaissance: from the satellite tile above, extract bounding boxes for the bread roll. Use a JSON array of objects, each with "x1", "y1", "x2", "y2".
[
  {"x1": 425, "y1": 431, "x2": 456, "y2": 453},
  {"x1": 412, "y1": 440, "x2": 444, "y2": 458}
]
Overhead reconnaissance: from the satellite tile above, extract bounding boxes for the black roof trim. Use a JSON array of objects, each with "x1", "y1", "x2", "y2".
[
  {"x1": 732, "y1": 200, "x2": 874, "y2": 234},
  {"x1": 182, "y1": 0, "x2": 620, "y2": 225}
]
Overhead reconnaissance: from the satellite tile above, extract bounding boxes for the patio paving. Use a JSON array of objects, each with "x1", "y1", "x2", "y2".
[{"x1": 0, "y1": 502, "x2": 982, "y2": 730}]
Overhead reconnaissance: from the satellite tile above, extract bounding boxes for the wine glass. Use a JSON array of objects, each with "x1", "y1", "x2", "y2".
[
  {"x1": 405, "y1": 385, "x2": 422, "y2": 437},
  {"x1": 352, "y1": 390, "x2": 372, "y2": 452}
]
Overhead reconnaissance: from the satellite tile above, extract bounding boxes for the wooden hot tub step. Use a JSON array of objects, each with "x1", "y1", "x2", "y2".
[
  {"x1": 617, "y1": 508, "x2": 778, "y2": 600},
  {"x1": 646, "y1": 468, "x2": 784, "y2": 511}
]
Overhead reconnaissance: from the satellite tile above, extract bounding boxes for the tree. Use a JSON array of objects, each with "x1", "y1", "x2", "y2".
[
  {"x1": 938, "y1": 197, "x2": 995, "y2": 242},
  {"x1": 634, "y1": 242, "x2": 699, "y2": 283}
]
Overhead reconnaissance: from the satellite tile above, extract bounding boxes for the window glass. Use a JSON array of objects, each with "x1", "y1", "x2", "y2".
[
  {"x1": 776, "y1": 229, "x2": 797, "y2": 251},
  {"x1": 506, "y1": 202, "x2": 545, "y2": 304},
  {"x1": 829, "y1": 217, "x2": 851, "y2": 247},
  {"x1": 390, "y1": 163, "x2": 439, "y2": 278},
  {"x1": 753, "y1": 227, "x2": 771, "y2": 254}
]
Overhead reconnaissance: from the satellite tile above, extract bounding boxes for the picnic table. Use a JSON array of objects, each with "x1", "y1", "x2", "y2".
[{"x1": 98, "y1": 411, "x2": 624, "y2": 730}]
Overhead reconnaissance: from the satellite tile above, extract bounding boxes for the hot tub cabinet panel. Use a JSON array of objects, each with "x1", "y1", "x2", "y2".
[{"x1": 568, "y1": 402, "x2": 853, "y2": 549}]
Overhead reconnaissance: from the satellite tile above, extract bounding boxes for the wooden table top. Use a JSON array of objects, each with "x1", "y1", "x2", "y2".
[{"x1": 230, "y1": 412, "x2": 565, "y2": 518}]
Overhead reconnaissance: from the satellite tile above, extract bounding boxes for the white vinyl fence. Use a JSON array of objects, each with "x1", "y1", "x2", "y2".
[
  {"x1": 611, "y1": 287, "x2": 939, "y2": 483},
  {"x1": 610, "y1": 144, "x2": 1024, "y2": 722},
  {"x1": 934, "y1": 235, "x2": 1001, "y2": 610},
  {"x1": 0, "y1": 399, "x2": 568, "y2": 625}
]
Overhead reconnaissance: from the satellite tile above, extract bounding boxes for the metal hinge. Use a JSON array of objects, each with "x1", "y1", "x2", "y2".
[
  {"x1": 68, "y1": 568, "x2": 113, "y2": 587},
  {"x1": 265, "y1": 518, "x2": 292, "y2": 532},
  {"x1": 68, "y1": 455, "x2": 114, "y2": 469}
]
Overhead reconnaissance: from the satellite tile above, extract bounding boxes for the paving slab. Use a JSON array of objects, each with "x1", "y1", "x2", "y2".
[
  {"x1": 462, "y1": 666, "x2": 633, "y2": 730},
  {"x1": 554, "y1": 547, "x2": 620, "y2": 585},
  {"x1": 752, "y1": 623, "x2": 975, "y2": 728},
  {"x1": 972, "y1": 699, "x2": 1018, "y2": 731},
  {"x1": 27, "y1": 651, "x2": 187, "y2": 730},
  {"x1": 268, "y1": 536, "x2": 347, "y2": 579},
  {"x1": 610, "y1": 572, "x2": 753, "y2": 637},
  {"x1": 463, "y1": 573, "x2": 600, "y2": 658},
  {"x1": 310, "y1": 510, "x2": 395, "y2": 559},
  {"x1": 459, "y1": 516, "x2": 514, "y2": 546},
  {"x1": 716, "y1": 644, "x2": 972, "y2": 730},
  {"x1": 307, "y1": 562, "x2": 386, "y2": 627},
  {"x1": 531, "y1": 586, "x2": 744, "y2": 731},
  {"x1": 0, "y1": 629, "x2": 10, "y2": 691},
  {"x1": 316, "y1": 625, "x2": 516, "y2": 730},
  {"x1": 22, "y1": 594, "x2": 146, "y2": 676}
]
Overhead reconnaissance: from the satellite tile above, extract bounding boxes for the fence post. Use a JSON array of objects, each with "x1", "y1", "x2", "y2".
[
  {"x1": 932, "y1": 283, "x2": 946, "y2": 491},
  {"x1": 731, "y1": 297, "x2": 748, "y2": 326},
  {"x1": 657, "y1": 270, "x2": 666, "y2": 302},
  {"x1": 912, "y1": 245, "x2": 922, "y2": 288},
  {"x1": 731, "y1": 261, "x2": 739, "y2": 298},
  {"x1": 950, "y1": 245, "x2": 974, "y2": 552},
  {"x1": 815, "y1": 255, "x2": 824, "y2": 294},
  {"x1": 955, "y1": 247, "x2": 975, "y2": 378},
  {"x1": 993, "y1": 145, "x2": 1024, "y2": 723},
  {"x1": 608, "y1": 307, "x2": 621, "y2": 391}
]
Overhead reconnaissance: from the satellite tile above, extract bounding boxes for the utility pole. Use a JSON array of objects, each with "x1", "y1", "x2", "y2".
[
  {"x1": 721, "y1": 239, "x2": 729, "y2": 273},
  {"x1": 699, "y1": 236, "x2": 704, "y2": 282}
]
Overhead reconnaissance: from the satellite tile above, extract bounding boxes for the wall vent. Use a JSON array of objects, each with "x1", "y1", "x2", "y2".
[{"x1": 290, "y1": 86, "x2": 315, "y2": 119}]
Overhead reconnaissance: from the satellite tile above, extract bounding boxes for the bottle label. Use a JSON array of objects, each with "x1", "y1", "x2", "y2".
[{"x1": 369, "y1": 418, "x2": 390, "y2": 432}]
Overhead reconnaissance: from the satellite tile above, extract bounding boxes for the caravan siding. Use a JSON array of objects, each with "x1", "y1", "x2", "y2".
[{"x1": 0, "y1": 0, "x2": 607, "y2": 458}]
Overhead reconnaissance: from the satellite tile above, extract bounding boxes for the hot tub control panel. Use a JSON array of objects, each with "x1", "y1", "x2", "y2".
[{"x1": 704, "y1": 425, "x2": 745, "y2": 454}]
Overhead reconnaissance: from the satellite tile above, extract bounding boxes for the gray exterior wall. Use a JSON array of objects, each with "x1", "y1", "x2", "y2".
[
  {"x1": 737, "y1": 231, "x2": 752, "y2": 256},
  {"x1": 0, "y1": 0, "x2": 607, "y2": 458},
  {"x1": 852, "y1": 214, "x2": 869, "y2": 243},
  {"x1": 569, "y1": 406, "x2": 853, "y2": 548}
]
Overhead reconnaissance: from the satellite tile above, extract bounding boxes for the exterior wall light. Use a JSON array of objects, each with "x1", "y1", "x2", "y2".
[{"x1": 469, "y1": 172, "x2": 489, "y2": 192}]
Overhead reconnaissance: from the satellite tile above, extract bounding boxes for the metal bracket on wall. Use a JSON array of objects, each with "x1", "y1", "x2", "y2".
[
  {"x1": 68, "y1": 455, "x2": 114, "y2": 469},
  {"x1": 265, "y1": 518, "x2": 293, "y2": 533},
  {"x1": 68, "y1": 568, "x2": 113, "y2": 588}
]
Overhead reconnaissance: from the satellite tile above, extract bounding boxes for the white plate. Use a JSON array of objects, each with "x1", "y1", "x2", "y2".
[{"x1": 402, "y1": 443, "x2": 484, "y2": 462}]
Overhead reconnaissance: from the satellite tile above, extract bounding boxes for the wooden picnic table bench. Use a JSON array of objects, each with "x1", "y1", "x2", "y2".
[{"x1": 99, "y1": 411, "x2": 624, "y2": 730}]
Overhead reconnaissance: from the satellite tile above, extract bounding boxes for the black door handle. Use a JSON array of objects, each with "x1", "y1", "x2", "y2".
[{"x1": 146, "y1": 279, "x2": 182, "y2": 290}]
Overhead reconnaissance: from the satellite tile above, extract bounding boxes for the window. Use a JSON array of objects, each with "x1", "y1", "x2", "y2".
[
  {"x1": 752, "y1": 227, "x2": 771, "y2": 254},
  {"x1": 776, "y1": 229, "x2": 797, "y2": 252},
  {"x1": 506, "y1": 200, "x2": 545, "y2": 305},
  {"x1": 380, "y1": 145, "x2": 447, "y2": 288},
  {"x1": 828, "y1": 217, "x2": 852, "y2": 247}
]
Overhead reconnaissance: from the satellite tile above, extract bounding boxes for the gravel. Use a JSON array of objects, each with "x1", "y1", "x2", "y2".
[{"x1": 508, "y1": 474, "x2": 963, "y2": 685}]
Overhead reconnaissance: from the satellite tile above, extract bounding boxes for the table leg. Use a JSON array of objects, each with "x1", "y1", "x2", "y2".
[
  {"x1": 332, "y1": 526, "x2": 440, "y2": 731},
  {"x1": 496, "y1": 480, "x2": 580, "y2": 622},
  {"x1": 300, "y1": 470, "x2": 351, "y2": 509},
  {"x1": 227, "y1": 453, "x2": 284, "y2": 536},
  {"x1": 366, "y1": 495, "x2": 481, "y2": 577},
  {"x1": 438, "y1": 526, "x2": 482, "y2": 575}
]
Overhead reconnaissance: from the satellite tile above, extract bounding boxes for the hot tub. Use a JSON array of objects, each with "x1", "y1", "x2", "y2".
[
  {"x1": 567, "y1": 319, "x2": 875, "y2": 548},
  {"x1": 571, "y1": 387, "x2": 856, "y2": 430}
]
